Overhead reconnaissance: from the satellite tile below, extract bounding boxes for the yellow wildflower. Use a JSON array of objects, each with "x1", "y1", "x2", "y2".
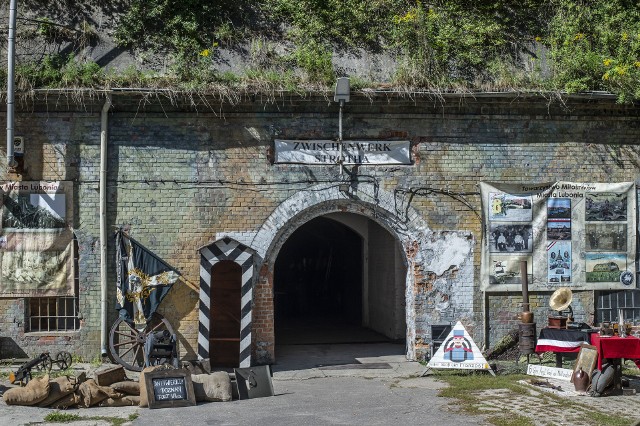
[
  {"x1": 603, "y1": 59, "x2": 612, "y2": 66},
  {"x1": 614, "y1": 66, "x2": 627, "y2": 76},
  {"x1": 634, "y1": 61, "x2": 640, "y2": 68},
  {"x1": 200, "y1": 49, "x2": 210, "y2": 57},
  {"x1": 574, "y1": 33, "x2": 584, "y2": 41},
  {"x1": 535, "y1": 36, "x2": 541, "y2": 42},
  {"x1": 622, "y1": 32, "x2": 629, "y2": 41},
  {"x1": 603, "y1": 71, "x2": 610, "y2": 80}
]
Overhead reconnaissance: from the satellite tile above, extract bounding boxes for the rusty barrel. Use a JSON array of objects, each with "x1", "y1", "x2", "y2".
[{"x1": 518, "y1": 323, "x2": 537, "y2": 355}]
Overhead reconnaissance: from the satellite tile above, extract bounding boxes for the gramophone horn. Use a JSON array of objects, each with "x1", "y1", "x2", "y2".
[{"x1": 549, "y1": 287, "x2": 573, "y2": 311}]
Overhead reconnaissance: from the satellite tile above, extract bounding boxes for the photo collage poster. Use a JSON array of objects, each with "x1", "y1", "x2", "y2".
[
  {"x1": 480, "y1": 182, "x2": 636, "y2": 292},
  {"x1": 0, "y1": 181, "x2": 74, "y2": 296}
]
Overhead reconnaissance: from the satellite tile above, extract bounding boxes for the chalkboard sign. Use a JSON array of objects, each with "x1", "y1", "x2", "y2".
[{"x1": 144, "y1": 369, "x2": 196, "y2": 409}]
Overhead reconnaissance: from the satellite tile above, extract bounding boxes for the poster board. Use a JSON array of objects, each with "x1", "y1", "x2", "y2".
[
  {"x1": 480, "y1": 182, "x2": 636, "y2": 291},
  {"x1": 0, "y1": 181, "x2": 74, "y2": 296},
  {"x1": 144, "y1": 368, "x2": 196, "y2": 409}
]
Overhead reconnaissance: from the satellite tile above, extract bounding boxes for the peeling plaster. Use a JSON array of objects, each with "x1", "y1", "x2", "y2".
[{"x1": 424, "y1": 232, "x2": 472, "y2": 276}]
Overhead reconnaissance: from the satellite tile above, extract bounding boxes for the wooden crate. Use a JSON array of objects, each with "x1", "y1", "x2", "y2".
[{"x1": 95, "y1": 365, "x2": 127, "y2": 386}]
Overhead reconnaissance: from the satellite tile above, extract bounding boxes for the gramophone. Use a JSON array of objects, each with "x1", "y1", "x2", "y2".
[{"x1": 548, "y1": 287, "x2": 574, "y2": 329}]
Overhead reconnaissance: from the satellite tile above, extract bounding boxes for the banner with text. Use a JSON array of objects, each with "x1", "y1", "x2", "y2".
[
  {"x1": 480, "y1": 181, "x2": 636, "y2": 292},
  {"x1": 274, "y1": 140, "x2": 411, "y2": 165},
  {"x1": 0, "y1": 181, "x2": 74, "y2": 296}
]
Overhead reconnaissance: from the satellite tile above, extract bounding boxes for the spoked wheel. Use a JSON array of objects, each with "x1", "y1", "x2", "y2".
[
  {"x1": 108, "y1": 312, "x2": 174, "y2": 371},
  {"x1": 35, "y1": 354, "x2": 53, "y2": 373},
  {"x1": 55, "y1": 351, "x2": 73, "y2": 370}
]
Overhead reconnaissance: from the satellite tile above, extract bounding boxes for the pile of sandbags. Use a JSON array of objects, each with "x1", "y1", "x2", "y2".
[
  {"x1": 2, "y1": 374, "x2": 140, "y2": 409},
  {"x1": 3, "y1": 364, "x2": 233, "y2": 409}
]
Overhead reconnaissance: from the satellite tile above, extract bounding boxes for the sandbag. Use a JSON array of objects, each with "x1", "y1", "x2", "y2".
[
  {"x1": 98, "y1": 395, "x2": 141, "y2": 407},
  {"x1": 38, "y1": 375, "x2": 76, "y2": 407},
  {"x1": 3, "y1": 374, "x2": 50, "y2": 406},
  {"x1": 49, "y1": 392, "x2": 81, "y2": 409},
  {"x1": 192, "y1": 372, "x2": 232, "y2": 402},
  {"x1": 110, "y1": 380, "x2": 140, "y2": 396},
  {"x1": 77, "y1": 379, "x2": 123, "y2": 408}
]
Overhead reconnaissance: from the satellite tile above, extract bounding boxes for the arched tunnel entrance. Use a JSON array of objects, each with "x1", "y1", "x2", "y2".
[{"x1": 274, "y1": 213, "x2": 407, "y2": 349}]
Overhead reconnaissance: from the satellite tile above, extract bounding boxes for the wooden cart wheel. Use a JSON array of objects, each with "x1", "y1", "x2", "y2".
[
  {"x1": 55, "y1": 351, "x2": 73, "y2": 370},
  {"x1": 108, "y1": 312, "x2": 174, "y2": 372}
]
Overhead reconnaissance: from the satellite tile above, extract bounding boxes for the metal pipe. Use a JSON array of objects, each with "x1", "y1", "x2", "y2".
[
  {"x1": 100, "y1": 93, "x2": 112, "y2": 356},
  {"x1": 520, "y1": 260, "x2": 529, "y2": 310},
  {"x1": 338, "y1": 99, "x2": 344, "y2": 176},
  {"x1": 6, "y1": 0, "x2": 17, "y2": 168}
]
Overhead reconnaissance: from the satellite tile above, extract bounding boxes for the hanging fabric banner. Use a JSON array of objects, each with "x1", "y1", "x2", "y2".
[
  {"x1": 0, "y1": 181, "x2": 74, "y2": 296},
  {"x1": 480, "y1": 181, "x2": 636, "y2": 292},
  {"x1": 115, "y1": 229, "x2": 181, "y2": 327}
]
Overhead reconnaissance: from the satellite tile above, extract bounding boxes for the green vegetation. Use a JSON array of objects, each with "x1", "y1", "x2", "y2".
[
  {"x1": 43, "y1": 411, "x2": 82, "y2": 422},
  {"x1": 6, "y1": 1, "x2": 640, "y2": 101},
  {"x1": 43, "y1": 411, "x2": 138, "y2": 425},
  {"x1": 435, "y1": 367, "x2": 636, "y2": 426}
]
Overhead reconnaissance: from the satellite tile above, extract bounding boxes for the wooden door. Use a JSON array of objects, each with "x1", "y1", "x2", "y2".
[{"x1": 210, "y1": 261, "x2": 241, "y2": 367}]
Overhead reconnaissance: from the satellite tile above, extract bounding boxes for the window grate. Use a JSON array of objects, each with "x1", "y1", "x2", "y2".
[
  {"x1": 29, "y1": 297, "x2": 79, "y2": 332},
  {"x1": 596, "y1": 290, "x2": 640, "y2": 324}
]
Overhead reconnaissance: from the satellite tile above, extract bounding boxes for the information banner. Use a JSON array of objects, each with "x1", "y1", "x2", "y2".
[
  {"x1": 480, "y1": 182, "x2": 636, "y2": 292},
  {"x1": 0, "y1": 181, "x2": 74, "y2": 296}
]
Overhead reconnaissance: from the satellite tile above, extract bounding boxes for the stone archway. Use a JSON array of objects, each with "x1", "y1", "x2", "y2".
[{"x1": 248, "y1": 182, "x2": 455, "y2": 364}]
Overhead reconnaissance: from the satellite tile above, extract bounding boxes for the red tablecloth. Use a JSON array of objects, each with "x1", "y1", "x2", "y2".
[{"x1": 590, "y1": 334, "x2": 640, "y2": 369}]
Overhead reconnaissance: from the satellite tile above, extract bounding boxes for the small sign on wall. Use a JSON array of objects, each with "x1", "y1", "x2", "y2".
[
  {"x1": 145, "y1": 368, "x2": 196, "y2": 409},
  {"x1": 274, "y1": 140, "x2": 411, "y2": 165}
]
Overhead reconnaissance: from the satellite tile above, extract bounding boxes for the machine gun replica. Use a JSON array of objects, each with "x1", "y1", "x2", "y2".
[
  {"x1": 143, "y1": 329, "x2": 179, "y2": 368},
  {"x1": 9, "y1": 351, "x2": 73, "y2": 385}
]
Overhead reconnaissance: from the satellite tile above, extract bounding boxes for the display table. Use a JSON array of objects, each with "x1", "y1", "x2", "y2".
[
  {"x1": 589, "y1": 334, "x2": 640, "y2": 393},
  {"x1": 535, "y1": 328, "x2": 593, "y2": 353},
  {"x1": 590, "y1": 334, "x2": 640, "y2": 369},
  {"x1": 535, "y1": 328, "x2": 594, "y2": 367}
]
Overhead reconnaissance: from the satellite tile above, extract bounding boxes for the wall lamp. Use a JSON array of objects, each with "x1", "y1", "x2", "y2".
[{"x1": 334, "y1": 77, "x2": 350, "y2": 174}]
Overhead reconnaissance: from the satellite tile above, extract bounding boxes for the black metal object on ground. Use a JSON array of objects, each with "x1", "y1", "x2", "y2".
[
  {"x1": 234, "y1": 366, "x2": 274, "y2": 399},
  {"x1": 9, "y1": 351, "x2": 72, "y2": 384},
  {"x1": 144, "y1": 329, "x2": 179, "y2": 368}
]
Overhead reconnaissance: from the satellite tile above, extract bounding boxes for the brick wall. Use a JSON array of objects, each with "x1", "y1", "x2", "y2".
[{"x1": 0, "y1": 92, "x2": 638, "y2": 363}]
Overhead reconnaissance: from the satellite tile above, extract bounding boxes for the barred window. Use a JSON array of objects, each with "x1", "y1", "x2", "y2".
[
  {"x1": 29, "y1": 297, "x2": 79, "y2": 332},
  {"x1": 596, "y1": 290, "x2": 640, "y2": 324}
]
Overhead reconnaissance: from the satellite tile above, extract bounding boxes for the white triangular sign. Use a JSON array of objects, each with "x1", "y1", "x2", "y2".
[{"x1": 426, "y1": 321, "x2": 491, "y2": 371}]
